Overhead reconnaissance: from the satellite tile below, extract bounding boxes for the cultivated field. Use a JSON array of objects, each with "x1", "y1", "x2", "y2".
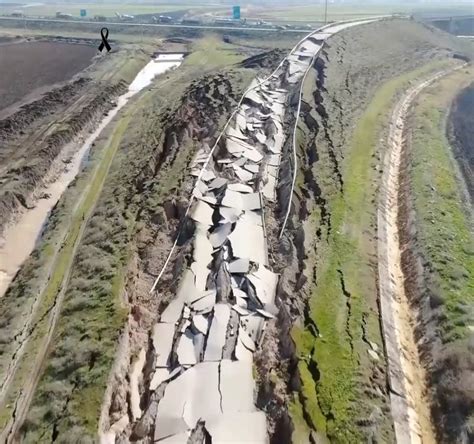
[{"x1": 0, "y1": 41, "x2": 96, "y2": 113}]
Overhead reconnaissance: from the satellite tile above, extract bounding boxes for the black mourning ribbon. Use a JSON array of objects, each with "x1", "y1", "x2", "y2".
[{"x1": 98, "y1": 27, "x2": 111, "y2": 52}]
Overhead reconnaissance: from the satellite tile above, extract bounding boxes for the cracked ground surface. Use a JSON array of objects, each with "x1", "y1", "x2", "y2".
[{"x1": 0, "y1": 16, "x2": 472, "y2": 444}]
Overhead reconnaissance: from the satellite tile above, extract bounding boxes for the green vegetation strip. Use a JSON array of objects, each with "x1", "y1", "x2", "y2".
[
  {"x1": 291, "y1": 59, "x2": 456, "y2": 442},
  {"x1": 410, "y1": 67, "x2": 473, "y2": 342}
]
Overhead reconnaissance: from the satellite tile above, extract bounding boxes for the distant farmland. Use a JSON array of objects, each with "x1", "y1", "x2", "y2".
[{"x1": 0, "y1": 41, "x2": 96, "y2": 112}]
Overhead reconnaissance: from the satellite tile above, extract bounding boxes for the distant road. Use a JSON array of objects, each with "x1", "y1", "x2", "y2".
[{"x1": 0, "y1": 16, "x2": 314, "y2": 33}]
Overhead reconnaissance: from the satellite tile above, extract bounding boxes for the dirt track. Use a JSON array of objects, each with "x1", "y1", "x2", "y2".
[{"x1": 378, "y1": 64, "x2": 464, "y2": 443}]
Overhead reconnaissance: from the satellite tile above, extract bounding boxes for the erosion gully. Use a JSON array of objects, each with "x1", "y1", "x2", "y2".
[{"x1": 100, "y1": 19, "x2": 381, "y2": 444}]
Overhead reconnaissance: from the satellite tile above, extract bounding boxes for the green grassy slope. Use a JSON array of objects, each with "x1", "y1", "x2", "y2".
[
  {"x1": 407, "y1": 66, "x2": 473, "y2": 441},
  {"x1": 291, "y1": 59, "x2": 456, "y2": 443}
]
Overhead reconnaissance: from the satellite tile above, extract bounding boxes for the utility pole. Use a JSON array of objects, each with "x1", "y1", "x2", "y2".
[{"x1": 324, "y1": 0, "x2": 328, "y2": 24}]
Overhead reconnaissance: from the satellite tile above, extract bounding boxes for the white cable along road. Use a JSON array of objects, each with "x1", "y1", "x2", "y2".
[
  {"x1": 150, "y1": 26, "x2": 323, "y2": 293},
  {"x1": 150, "y1": 18, "x2": 381, "y2": 293}
]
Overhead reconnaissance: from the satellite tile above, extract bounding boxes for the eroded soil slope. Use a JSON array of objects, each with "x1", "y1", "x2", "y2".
[
  {"x1": 6, "y1": 51, "x2": 277, "y2": 442},
  {"x1": 400, "y1": 67, "x2": 474, "y2": 443}
]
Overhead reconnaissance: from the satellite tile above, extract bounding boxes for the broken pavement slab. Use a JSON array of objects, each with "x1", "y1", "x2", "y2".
[
  {"x1": 152, "y1": 323, "x2": 176, "y2": 367},
  {"x1": 204, "y1": 411, "x2": 268, "y2": 443},
  {"x1": 203, "y1": 304, "x2": 231, "y2": 361},
  {"x1": 228, "y1": 218, "x2": 267, "y2": 265},
  {"x1": 190, "y1": 200, "x2": 214, "y2": 226}
]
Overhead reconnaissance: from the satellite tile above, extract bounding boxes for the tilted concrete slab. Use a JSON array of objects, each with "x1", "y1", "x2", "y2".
[
  {"x1": 152, "y1": 323, "x2": 176, "y2": 367},
  {"x1": 219, "y1": 206, "x2": 242, "y2": 224},
  {"x1": 156, "y1": 431, "x2": 190, "y2": 443},
  {"x1": 191, "y1": 289, "x2": 216, "y2": 313},
  {"x1": 240, "y1": 314, "x2": 265, "y2": 344},
  {"x1": 243, "y1": 163, "x2": 260, "y2": 174},
  {"x1": 190, "y1": 200, "x2": 214, "y2": 226},
  {"x1": 220, "y1": 359, "x2": 256, "y2": 413},
  {"x1": 160, "y1": 297, "x2": 184, "y2": 325},
  {"x1": 238, "y1": 323, "x2": 256, "y2": 352},
  {"x1": 203, "y1": 304, "x2": 231, "y2": 361},
  {"x1": 204, "y1": 412, "x2": 268, "y2": 443},
  {"x1": 227, "y1": 183, "x2": 254, "y2": 193},
  {"x1": 154, "y1": 417, "x2": 189, "y2": 442},
  {"x1": 192, "y1": 314, "x2": 209, "y2": 335},
  {"x1": 228, "y1": 258, "x2": 250, "y2": 274},
  {"x1": 241, "y1": 192, "x2": 262, "y2": 211},
  {"x1": 242, "y1": 147, "x2": 263, "y2": 163},
  {"x1": 233, "y1": 165, "x2": 254, "y2": 183},
  {"x1": 209, "y1": 223, "x2": 233, "y2": 248},
  {"x1": 208, "y1": 177, "x2": 227, "y2": 190},
  {"x1": 193, "y1": 224, "x2": 213, "y2": 264},
  {"x1": 177, "y1": 329, "x2": 198, "y2": 366},
  {"x1": 228, "y1": 219, "x2": 267, "y2": 265},
  {"x1": 190, "y1": 261, "x2": 210, "y2": 291}
]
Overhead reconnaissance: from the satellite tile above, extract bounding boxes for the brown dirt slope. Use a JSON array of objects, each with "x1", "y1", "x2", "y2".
[{"x1": 0, "y1": 42, "x2": 148, "y2": 235}]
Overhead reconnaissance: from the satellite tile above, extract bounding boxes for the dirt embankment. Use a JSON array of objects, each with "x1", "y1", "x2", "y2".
[
  {"x1": 99, "y1": 51, "x2": 288, "y2": 442},
  {"x1": 378, "y1": 70, "x2": 458, "y2": 444},
  {"x1": 399, "y1": 71, "x2": 474, "y2": 443},
  {"x1": 251, "y1": 19, "x2": 471, "y2": 443},
  {"x1": 93, "y1": 71, "x2": 253, "y2": 441},
  {"x1": 448, "y1": 83, "x2": 474, "y2": 202}
]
